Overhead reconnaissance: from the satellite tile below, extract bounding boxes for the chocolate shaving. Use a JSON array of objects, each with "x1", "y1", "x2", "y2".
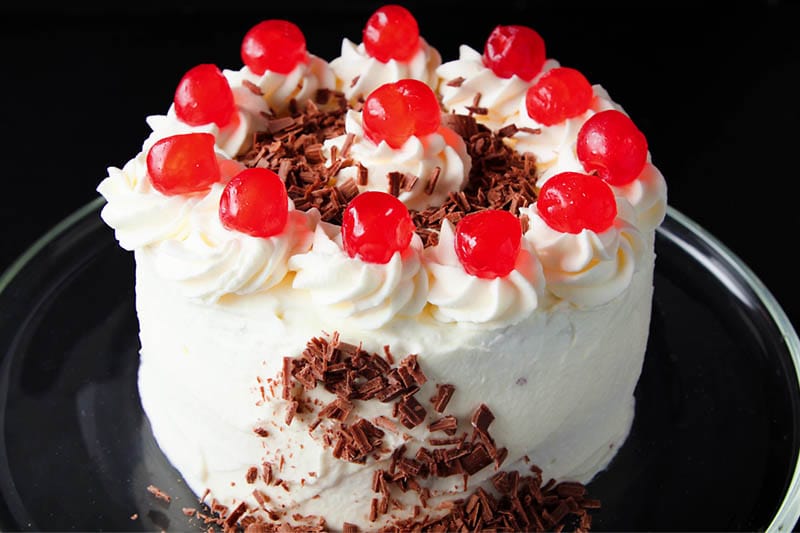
[
  {"x1": 430, "y1": 383, "x2": 455, "y2": 413},
  {"x1": 242, "y1": 79, "x2": 264, "y2": 96},
  {"x1": 428, "y1": 415, "x2": 458, "y2": 435},
  {"x1": 146, "y1": 485, "x2": 171, "y2": 504}
]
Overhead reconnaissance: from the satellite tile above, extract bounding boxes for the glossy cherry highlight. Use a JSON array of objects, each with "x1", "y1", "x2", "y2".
[
  {"x1": 362, "y1": 79, "x2": 441, "y2": 148},
  {"x1": 537, "y1": 172, "x2": 617, "y2": 234},
  {"x1": 341, "y1": 191, "x2": 416, "y2": 264},
  {"x1": 146, "y1": 133, "x2": 221, "y2": 196},
  {"x1": 219, "y1": 168, "x2": 289, "y2": 238},
  {"x1": 454, "y1": 210, "x2": 522, "y2": 279},
  {"x1": 482, "y1": 24, "x2": 546, "y2": 81},
  {"x1": 576, "y1": 109, "x2": 648, "y2": 186},
  {"x1": 241, "y1": 19, "x2": 308, "y2": 75},
  {"x1": 525, "y1": 67, "x2": 593, "y2": 126},
  {"x1": 173, "y1": 64, "x2": 236, "y2": 128},
  {"x1": 363, "y1": 4, "x2": 421, "y2": 63}
]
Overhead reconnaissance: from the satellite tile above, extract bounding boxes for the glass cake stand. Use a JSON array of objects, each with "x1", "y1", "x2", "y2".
[{"x1": 0, "y1": 197, "x2": 798, "y2": 532}]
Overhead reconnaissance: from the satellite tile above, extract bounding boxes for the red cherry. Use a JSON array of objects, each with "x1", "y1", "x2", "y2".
[
  {"x1": 576, "y1": 109, "x2": 648, "y2": 186},
  {"x1": 219, "y1": 168, "x2": 289, "y2": 238},
  {"x1": 241, "y1": 19, "x2": 309, "y2": 76},
  {"x1": 146, "y1": 133, "x2": 221, "y2": 195},
  {"x1": 395, "y1": 79, "x2": 440, "y2": 137},
  {"x1": 363, "y1": 4, "x2": 421, "y2": 63},
  {"x1": 537, "y1": 172, "x2": 617, "y2": 234},
  {"x1": 341, "y1": 191, "x2": 416, "y2": 264},
  {"x1": 482, "y1": 24, "x2": 546, "y2": 81},
  {"x1": 173, "y1": 64, "x2": 236, "y2": 128},
  {"x1": 525, "y1": 67, "x2": 593, "y2": 126},
  {"x1": 455, "y1": 210, "x2": 522, "y2": 279},
  {"x1": 362, "y1": 79, "x2": 441, "y2": 148}
]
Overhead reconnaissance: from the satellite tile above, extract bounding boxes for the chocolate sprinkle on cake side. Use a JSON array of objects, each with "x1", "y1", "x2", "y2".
[{"x1": 183, "y1": 332, "x2": 599, "y2": 533}]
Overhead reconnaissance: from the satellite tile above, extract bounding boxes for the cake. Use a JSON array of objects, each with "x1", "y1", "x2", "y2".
[{"x1": 96, "y1": 5, "x2": 667, "y2": 531}]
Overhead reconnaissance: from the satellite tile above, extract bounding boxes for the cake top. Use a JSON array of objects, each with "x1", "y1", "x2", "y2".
[{"x1": 97, "y1": 3, "x2": 668, "y2": 327}]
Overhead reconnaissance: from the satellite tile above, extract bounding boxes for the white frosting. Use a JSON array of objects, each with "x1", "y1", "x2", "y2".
[
  {"x1": 519, "y1": 200, "x2": 646, "y2": 308},
  {"x1": 97, "y1": 151, "x2": 198, "y2": 250},
  {"x1": 142, "y1": 56, "x2": 334, "y2": 159},
  {"x1": 612, "y1": 162, "x2": 668, "y2": 232},
  {"x1": 134, "y1": 240, "x2": 656, "y2": 529},
  {"x1": 147, "y1": 184, "x2": 315, "y2": 303},
  {"x1": 288, "y1": 220, "x2": 428, "y2": 329},
  {"x1": 143, "y1": 106, "x2": 256, "y2": 159},
  {"x1": 436, "y1": 44, "x2": 559, "y2": 131},
  {"x1": 223, "y1": 54, "x2": 335, "y2": 117},
  {"x1": 424, "y1": 219, "x2": 545, "y2": 325},
  {"x1": 330, "y1": 37, "x2": 441, "y2": 103},
  {"x1": 504, "y1": 84, "x2": 622, "y2": 172},
  {"x1": 323, "y1": 109, "x2": 471, "y2": 210}
]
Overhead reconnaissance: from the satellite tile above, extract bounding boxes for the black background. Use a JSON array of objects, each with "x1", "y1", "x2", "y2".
[{"x1": 0, "y1": 1, "x2": 798, "y2": 529}]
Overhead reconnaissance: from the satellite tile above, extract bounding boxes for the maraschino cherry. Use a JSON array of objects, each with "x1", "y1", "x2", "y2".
[
  {"x1": 146, "y1": 133, "x2": 221, "y2": 195},
  {"x1": 482, "y1": 24, "x2": 546, "y2": 81},
  {"x1": 173, "y1": 64, "x2": 236, "y2": 128},
  {"x1": 363, "y1": 4, "x2": 421, "y2": 63},
  {"x1": 454, "y1": 210, "x2": 522, "y2": 279},
  {"x1": 576, "y1": 109, "x2": 648, "y2": 186},
  {"x1": 362, "y1": 79, "x2": 441, "y2": 148},
  {"x1": 537, "y1": 172, "x2": 617, "y2": 234},
  {"x1": 525, "y1": 67, "x2": 593, "y2": 126},
  {"x1": 241, "y1": 19, "x2": 309, "y2": 75},
  {"x1": 341, "y1": 191, "x2": 416, "y2": 264},
  {"x1": 219, "y1": 168, "x2": 289, "y2": 238}
]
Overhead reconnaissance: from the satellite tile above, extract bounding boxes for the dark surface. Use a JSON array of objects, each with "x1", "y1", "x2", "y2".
[
  {"x1": 0, "y1": 202, "x2": 797, "y2": 532},
  {"x1": 0, "y1": 1, "x2": 799, "y2": 531}
]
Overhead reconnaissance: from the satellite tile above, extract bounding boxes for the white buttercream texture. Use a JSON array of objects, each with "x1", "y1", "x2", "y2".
[
  {"x1": 425, "y1": 219, "x2": 544, "y2": 325},
  {"x1": 289, "y1": 220, "x2": 428, "y2": 329},
  {"x1": 330, "y1": 38, "x2": 441, "y2": 103},
  {"x1": 323, "y1": 110, "x2": 471, "y2": 210}
]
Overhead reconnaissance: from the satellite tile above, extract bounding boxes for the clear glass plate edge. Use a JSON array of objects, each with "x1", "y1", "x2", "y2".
[
  {"x1": 660, "y1": 208, "x2": 800, "y2": 533},
  {"x1": 0, "y1": 197, "x2": 798, "y2": 532}
]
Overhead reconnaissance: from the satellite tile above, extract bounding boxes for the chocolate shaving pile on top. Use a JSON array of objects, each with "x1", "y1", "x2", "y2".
[
  {"x1": 413, "y1": 113, "x2": 539, "y2": 247},
  {"x1": 236, "y1": 90, "x2": 354, "y2": 226},
  {"x1": 235, "y1": 91, "x2": 539, "y2": 247}
]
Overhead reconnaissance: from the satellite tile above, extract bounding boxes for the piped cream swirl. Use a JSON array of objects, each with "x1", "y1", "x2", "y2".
[
  {"x1": 424, "y1": 219, "x2": 544, "y2": 325},
  {"x1": 436, "y1": 44, "x2": 558, "y2": 131},
  {"x1": 97, "y1": 151, "x2": 198, "y2": 250},
  {"x1": 222, "y1": 54, "x2": 335, "y2": 117},
  {"x1": 148, "y1": 183, "x2": 315, "y2": 303},
  {"x1": 288, "y1": 220, "x2": 429, "y2": 330},
  {"x1": 505, "y1": 84, "x2": 621, "y2": 173},
  {"x1": 330, "y1": 38, "x2": 441, "y2": 103},
  {"x1": 323, "y1": 110, "x2": 470, "y2": 210},
  {"x1": 519, "y1": 200, "x2": 645, "y2": 308},
  {"x1": 143, "y1": 108, "x2": 255, "y2": 160}
]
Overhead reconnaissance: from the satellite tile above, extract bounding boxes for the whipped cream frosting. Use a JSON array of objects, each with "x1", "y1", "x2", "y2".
[
  {"x1": 97, "y1": 151, "x2": 199, "y2": 250},
  {"x1": 424, "y1": 219, "x2": 545, "y2": 325},
  {"x1": 330, "y1": 37, "x2": 441, "y2": 103},
  {"x1": 322, "y1": 109, "x2": 471, "y2": 211},
  {"x1": 223, "y1": 54, "x2": 335, "y2": 116},
  {"x1": 288, "y1": 218, "x2": 429, "y2": 329},
  {"x1": 504, "y1": 84, "x2": 621, "y2": 172},
  {"x1": 142, "y1": 56, "x2": 334, "y2": 159},
  {"x1": 519, "y1": 200, "x2": 646, "y2": 308},
  {"x1": 436, "y1": 44, "x2": 559, "y2": 131},
  {"x1": 148, "y1": 184, "x2": 315, "y2": 303}
]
